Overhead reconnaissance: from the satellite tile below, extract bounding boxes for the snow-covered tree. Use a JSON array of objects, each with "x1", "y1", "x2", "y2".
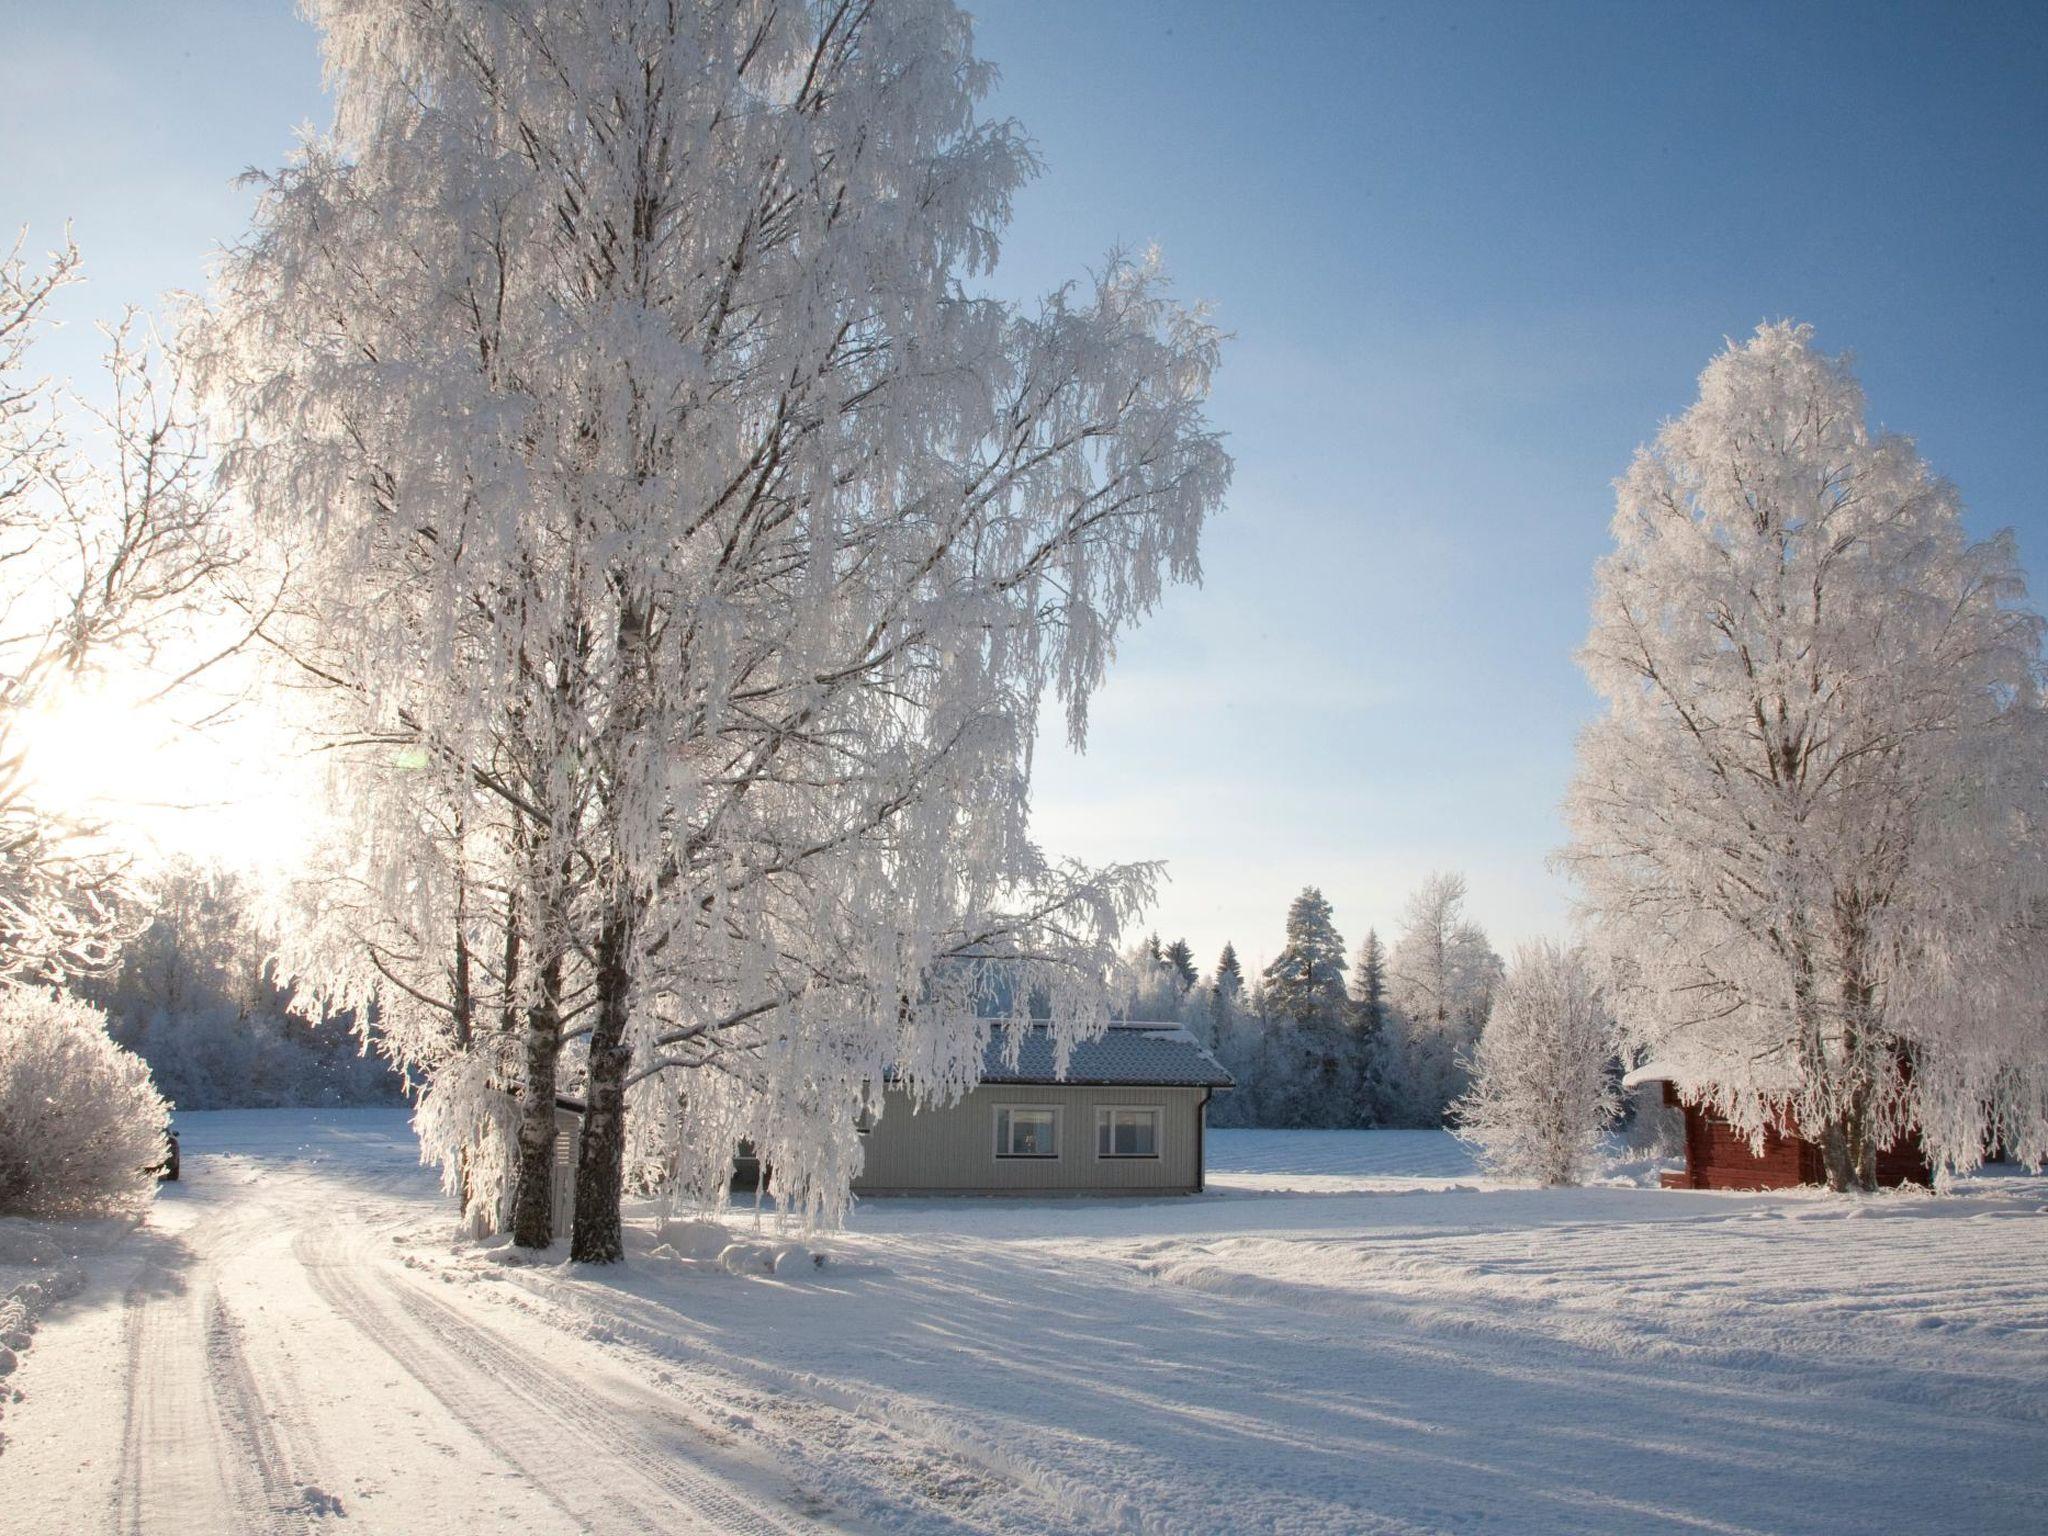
[
  {"x1": 1562, "y1": 322, "x2": 2048, "y2": 1186},
  {"x1": 1214, "y1": 942, "x2": 1244, "y2": 1000},
  {"x1": 1196, "y1": 940, "x2": 1242, "y2": 1052},
  {"x1": 201, "y1": 0, "x2": 1228, "y2": 1254},
  {"x1": 0, "y1": 986, "x2": 169, "y2": 1215},
  {"x1": 1453, "y1": 941, "x2": 1618, "y2": 1185},
  {"x1": 1252, "y1": 888, "x2": 1352, "y2": 1124},
  {"x1": 1346, "y1": 927, "x2": 1389, "y2": 1124},
  {"x1": 0, "y1": 235, "x2": 235, "y2": 983},
  {"x1": 1260, "y1": 888, "x2": 1348, "y2": 1026},
  {"x1": 1117, "y1": 935, "x2": 1190, "y2": 1022},
  {"x1": 1205, "y1": 1009, "x2": 1262, "y2": 1128},
  {"x1": 77, "y1": 861, "x2": 403, "y2": 1110},
  {"x1": 1350, "y1": 928, "x2": 1387, "y2": 1038},
  {"x1": 1381, "y1": 873, "x2": 1500, "y2": 1125}
]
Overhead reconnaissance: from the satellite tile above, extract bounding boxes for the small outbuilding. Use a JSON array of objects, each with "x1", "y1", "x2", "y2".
[
  {"x1": 1623, "y1": 1064, "x2": 1932, "y2": 1190},
  {"x1": 852, "y1": 1021, "x2": 1233, "y2": 1197}
]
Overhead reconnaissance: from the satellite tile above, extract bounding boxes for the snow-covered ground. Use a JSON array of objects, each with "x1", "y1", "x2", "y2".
[{"x1": 4, "y1": 1114, "x2": 2045, "y2": 1534}]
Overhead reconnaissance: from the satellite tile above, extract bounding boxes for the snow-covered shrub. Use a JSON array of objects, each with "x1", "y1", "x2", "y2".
[
  {"x1": 1453, "y1": 942, "x2": 1618, "y2": 1185},
  {"x1": 0, "y1": 987, "x2": 169, "y2": 1216}
]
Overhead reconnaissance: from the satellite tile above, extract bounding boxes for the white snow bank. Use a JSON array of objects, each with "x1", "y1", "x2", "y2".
[{"x1": 0, "y1": 1214, "x2": 122, "y2": 1425}]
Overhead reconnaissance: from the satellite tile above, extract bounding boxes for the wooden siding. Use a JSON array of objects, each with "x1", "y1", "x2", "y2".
[
  {"x1": 853, "y1": 1084, "x2": 1209, "y2": 1195},
  {"x1": 1873, "y1": 1133, "x2": 1935, "y2": 1187},
  {"x1": 1679, "y1": 1106, "x2": 1816, "y2": 1190},
  {"x1": 1662, "y1": 1084, "x2": 1932, "y2": 1190}
]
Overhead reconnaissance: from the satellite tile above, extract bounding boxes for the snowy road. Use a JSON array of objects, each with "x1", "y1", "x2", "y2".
[{"x1": 2, "y1": 1116, "x2": 844, "y2": 1535}]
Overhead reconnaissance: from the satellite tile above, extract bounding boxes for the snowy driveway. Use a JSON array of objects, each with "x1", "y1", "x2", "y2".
[
  {"x1": 1, "y1": 1113, "x2": 842, "y2": 1535},
  {"x1": 5, "y1": 1115, "x2": 2047, "y2": 1535}
]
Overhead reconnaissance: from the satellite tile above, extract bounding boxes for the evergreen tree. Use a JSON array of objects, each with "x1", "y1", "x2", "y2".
[
  {"x1": 1120, "y1": 936, "x2": 1186, "y2": 1022},
  {"x1": 1214, "y1": 942, "x2": 1244, "y2": 999},
  {"x1": 1259, "y1": 888, "x2": 1348, "y2": 1026},
  {"x1": 1345, "y1": 927, "x2": 1390, "y2": 1126},
  {"x1": 1163, "y1": 938, "x2": 1198, "y2": 991},
  {"x1": 1350, "y1": 929, "x2": 1387, "y2": 1038},
  {"x1": 1259, "y1": 888, "x2": 1350, "y2": 1124},
  {"x1": 1198, "y1": 942, "x2": 1244, "y2": 1060}
]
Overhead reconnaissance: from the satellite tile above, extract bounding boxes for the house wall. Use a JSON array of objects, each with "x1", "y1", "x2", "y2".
[
  {"x1": 1677, "y1": 1103, "x2": 1816, "y2": 1190},
  {"x1": 854, "y1": 1084, "x2": 1210, "y2": 1195},
  {"x1": 1663, "y1": 1085, "x2": 1932, "y2": 1190}
]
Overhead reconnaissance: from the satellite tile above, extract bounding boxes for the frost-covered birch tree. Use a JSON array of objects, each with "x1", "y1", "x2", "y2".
[
  {"x1": 1381, "y1": 872, "x2": 1500, "y2": 1125},
  {"x1": 201, "y1": 0, "x2": 1228, "y2": 1256},
  {"x1": 1562, "y1": 322, "x2": 2048, "y2": 1187},
  {"x1": 1453, "y1": 941, "x2": 1618, "y2": 1185},
  {"x1": 0, "y1": 235, "x2": 235, "y2": 983}
]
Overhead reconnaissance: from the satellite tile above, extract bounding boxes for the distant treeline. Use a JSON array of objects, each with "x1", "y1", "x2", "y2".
[
  {"x1": 73, "y1": 863, "x2": 406, "y2": 1111},
  {"x1": 1119, "y1": 874, "x2": 1501, "y2": 1129}
]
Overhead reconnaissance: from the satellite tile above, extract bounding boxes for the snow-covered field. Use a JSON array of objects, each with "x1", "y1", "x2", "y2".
[{"x1": 4, "y1": 1113, "x2": 2045, "y2": 1534}]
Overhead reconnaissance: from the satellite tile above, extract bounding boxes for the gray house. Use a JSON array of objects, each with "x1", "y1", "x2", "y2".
[{"x1": 852, "y1": 1022, "x2": 1233, "y2": 1197}]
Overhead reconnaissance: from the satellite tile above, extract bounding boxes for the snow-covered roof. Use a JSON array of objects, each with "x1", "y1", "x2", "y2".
[
  {"x1": 1621, "y1": 1060, "x2": 1679, "y2": 1089},
  {"x1": 965, "y1": 1022, "x2": 1234, "y2": 1089}
]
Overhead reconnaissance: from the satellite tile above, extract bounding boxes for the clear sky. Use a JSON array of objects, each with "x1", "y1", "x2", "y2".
[{"x1": 4, "y1": 1, "x2": 2045, "y2": 979}]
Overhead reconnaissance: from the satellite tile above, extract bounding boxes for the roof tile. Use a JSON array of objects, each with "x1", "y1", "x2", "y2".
[{"x1": 976, "y1": 1022, "x2": 1234, "y2": 1088}]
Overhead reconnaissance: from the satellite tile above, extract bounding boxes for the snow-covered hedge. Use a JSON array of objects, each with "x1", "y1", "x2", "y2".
[{"x1": 0, "y1": 988, "x2": 169, "y2": 1216}]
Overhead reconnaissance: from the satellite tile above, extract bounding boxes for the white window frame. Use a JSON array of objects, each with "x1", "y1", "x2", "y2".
[
  {"x1": 994, "y1": 1104, "x2": 1060, "y2": 1160},
  {"x1": 1096, "y1": 1104, "x2": 1163, "y2": 1160}
]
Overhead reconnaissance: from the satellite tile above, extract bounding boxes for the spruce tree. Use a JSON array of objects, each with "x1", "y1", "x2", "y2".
[
  {"x1": 1214, "y1": 942, "x2": 1244, "y2": 999},
  {"x1": 1350, "y1": 928, "x2": 1387, "y2": 1038},
  {"x1": 1347, "y1": 927, "x2": 1389, "y2": 1126}
]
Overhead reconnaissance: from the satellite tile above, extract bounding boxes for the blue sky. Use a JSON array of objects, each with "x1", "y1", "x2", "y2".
[{"x1": 4, "y1": 1, "x2": 2045, "y2": 978}]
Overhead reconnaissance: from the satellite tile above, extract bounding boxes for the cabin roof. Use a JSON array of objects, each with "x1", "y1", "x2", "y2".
[
  {"x1": 1621, "y1": 1060, "x2": 1680, "y2": 1090},
  {"x1": 900, "y1": 1021, "x2": 1235, "y2": 1089}
]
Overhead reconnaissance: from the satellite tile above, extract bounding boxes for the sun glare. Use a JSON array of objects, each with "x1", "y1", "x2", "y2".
[{"x1": 18, "y1": 673, "x2": 326, "y2": 885}]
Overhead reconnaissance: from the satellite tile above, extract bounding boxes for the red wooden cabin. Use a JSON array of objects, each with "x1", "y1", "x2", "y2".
[{"x1": 1628, "y1": 1069, "x2": 1932, "y2": 1190}]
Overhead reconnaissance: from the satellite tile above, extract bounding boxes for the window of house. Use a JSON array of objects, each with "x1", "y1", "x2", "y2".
[
  {"x1": 995, "y1": 1105, "x2": 1059, "y2": 1158},
  {"x1": 1096, "y1": 1106, "x2": 1162, "y2": 1158}
]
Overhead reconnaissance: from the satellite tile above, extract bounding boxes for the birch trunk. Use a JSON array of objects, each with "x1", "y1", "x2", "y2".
[
  {"x1": 510, "y1": 946, "x2": 566, "y2": 1248},
  {"x1": 570, "y1": 909, "x2": 633, "y2": 1263}
]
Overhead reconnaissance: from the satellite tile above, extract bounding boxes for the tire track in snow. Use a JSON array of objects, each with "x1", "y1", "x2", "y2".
[
  {"x1": 111, "y1": 1178, "x2": 349, "y2": 1536},
  {"x1": 115, "y1": 1259, "x2": 234, "y2": 1536},
  {"x1": 295, "y1": 1227, "x2": 835, "y2": 1536},
  {"x1": 202, "y1": 1293, "x2": 334, "y2": 1534}
]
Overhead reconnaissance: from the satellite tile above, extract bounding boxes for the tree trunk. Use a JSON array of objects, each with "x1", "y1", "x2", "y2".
[
  {"x1": 1817, "y1": 1091, "x2": 1878, "y2": 1193},
  {"x1": 1838, "y1": 932, "x2": 1880, "y2": 1194},
  {"x1": 510, "y1": 947, "x2": 566, "y2": 1248},
  {"x1": 570, "y1": 908, "x2": 633, "y2": 1264},
  {"x1": 1818, "y1": 1117, "x2": 1857, "y2": 1192}
]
